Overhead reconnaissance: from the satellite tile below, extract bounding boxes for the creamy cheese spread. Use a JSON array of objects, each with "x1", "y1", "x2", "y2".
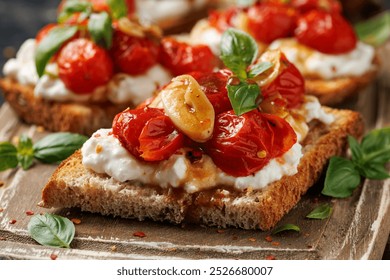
[
  {"x1": 268, "y1": 39, "x2": 375, "y2": 80},
  {"x1": 3, "y1": 39, "x2": 172, "y2": 104},
  {"x1": 81, "y1": 97, "x2": 333, "y2": 193},
  {"x1": 190, "y1": 20, "x2": 222, "y2": 56}
]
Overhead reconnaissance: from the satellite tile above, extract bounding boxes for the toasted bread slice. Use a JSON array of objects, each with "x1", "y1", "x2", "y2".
[
  {"x1": 40, "y1": 107, "x2": 364, "y2": 230},
  {"x1": 0, "y1": 78, "x2": 131, "y2": 135}
]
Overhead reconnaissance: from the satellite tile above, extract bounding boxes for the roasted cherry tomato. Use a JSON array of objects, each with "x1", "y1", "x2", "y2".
[
  {"x1": 112, "y1": 107, "x2": 184, "y2": 161},
  {"x1": 204, "y1": 110, "x2": 296, "y2": 177},
  {"x1": 139, "y1": 115, "x2": 184, "y2": 161},
  {"x1": 59, "y1": 0, "x2": 135, "y2": 17},
  {"x1": 209, "y1": 7, "x2": 239, "y2": 32},
  {"x1": 159, "y1": 38, "x2": 217, "y2": 76},
  {"x1": 57, "y1": 38, "x2": 113, "y2": 94},
  {"x1": 190, "y1": 69, "x2": 232, "y2": 115},
  {"x1": 295, "y1": 10, "x2": 357, "y2": 54},
  {"x1": 111, "y1": 28, "x2": 159, "y2": 75},
  {"x1": 290, "y1": 0, "x2": 342, "y2": 14},
  {"x1": 261, "y1": 53, "x2": 305, "y2": 109},
  {"x1": 247, "y1": 2, "x2": 297, "y2": 44}
]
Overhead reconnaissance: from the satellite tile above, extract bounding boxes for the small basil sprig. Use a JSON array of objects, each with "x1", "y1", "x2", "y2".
[
  {"x1": 28, "y1": 214, "x2": 75, "y2": 248},
  {"x1": 35, "y1": 26, "x2": 78, "y2": 77},
  {"x1": 88, "y1": 12, "x2": 113, "y2": 49},
  {"x1": 271, "y1": 223, "x2": 301, "y2": 235},
  {"x1": 220, "y1": 28, "x2": 273, "y2": 116},
  {"x1": 355, "y1": 11, "x2": 390, "y2": 47},
  {"x1": 0, "y1": 132, "x2": 87, "y2": 171},
  {"x1": 58, "y1": 0, "x2": 93, "y2": 24},
  {"x1": 306, "y1": 204, "x2": 332, "y2": 220},
  {"x1": 323, "y1": 127, "x2": 390, "y2": 198},
  {"x1": 107, "y1": 0, "x2": 128, "y2": 19}
]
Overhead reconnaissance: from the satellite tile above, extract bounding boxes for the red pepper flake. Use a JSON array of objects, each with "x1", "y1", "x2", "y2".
[
  {"x1": 272, "y1": 241, "x2": 280, "y2": 246},
  {"x1": 71, "y1": 218, "x2": 81, "y2": 225},
  {"x1": 232, "y1": 236, "x2": 238, "y2": 240},
  {"x1": 0, "y1": 181, "x2": 4, "y2": 187},
  {"x1": 0, "y1": 208, "x2": 4, "y2": 213},
  {"x1": 307, "y1": 245, "x2": 313, "y2": 249},
  {"x1": 50, "y1": 254, "x2": 58, "y2": 260},
  {"x1": 133, "y1": 231, "x2": 146, "y2": 238},
  {"x1": 166, "y1": 248, "x2": 177, "y2": 252},
  {"x1": 9, "y1": 219, "x2": 16, "y2": 224},
  {"x1": 248, "y1": 238, "x2": 256, "y2": 242},
  {"x1": 216, "y1": 229, "x2": 225, "y2": 234},
  {"x1": 266, "y1": 255, "x2": 276, "y2": 260},
  {"x1": 264, "y1": 235, "x2": 273, "y2": 242},
  {"x1": 0, "y1": 237, "x2": 6, "y2": 241},
  {"x1": 25, "y1": 211, "x2": 34, "y2": 216}
]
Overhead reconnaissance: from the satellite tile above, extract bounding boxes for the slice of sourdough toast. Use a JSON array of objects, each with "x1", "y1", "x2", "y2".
[
  {"x1": 40, "y1": 108, "x2": 364, "y2": 230},
  {"x1": 0, "y1": 78, "x2": 131, "y2": 136}
]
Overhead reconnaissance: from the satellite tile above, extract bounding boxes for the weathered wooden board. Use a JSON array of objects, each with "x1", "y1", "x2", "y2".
[{"x1": 0, "y1": 45, "x2": 389, "y2": 260}]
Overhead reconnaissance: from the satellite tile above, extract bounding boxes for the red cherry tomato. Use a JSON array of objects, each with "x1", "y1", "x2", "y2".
[
  {"x1": 190, "y1": 69, "x2": 232, "y2": 115},
  {"x1": 57, "y1": 38, "x2": 113, "y2": 94},
  {"x1": 139, "y1": 115, "x2": 184, "y2": 161},
  {"x1": 295, "y1": 10, "x2": 357, "y2": 54},
  {"x1": 209, "y1": 7, "x2": 239, "y2": 32},
  {"x1": 112, "y1": 107, "x2": 183, "y2": 161},
  {"x1": 204, "y1": 110, "x2": 296, "y2": 177},
  {"x1": 111, "y1": 28, "x2": 159, "y2": 75},
  {"x1": 159, "y1": 38, "x2": 217, "y2": 76},
  {"x1": 247, "y1": 2, "x2": 297, "y2": 44},
  {"x1": 290, "y1": 0, "x2": 342, "y2": 14},
  {"x1": 261, "y1": 53, "x2": 305, "y2": 109}
]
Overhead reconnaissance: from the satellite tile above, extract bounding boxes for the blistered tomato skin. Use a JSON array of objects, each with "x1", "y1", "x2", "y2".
[
  {"x1": 247, "y1": 3, "x2": 297, "y2": 44},
  {"x1": 290, "y1": 0, "x2": 342, "y2": 14},
  {"x1": 295, "y1": 10, "x2": 357, "y2": 54},
  {"x1": 111, "y1": 29, "x2": 159, "y2": 76},
  {"x1": 209, "y1": 7, "x2": 239, "y2": 32},
  {"x1": 112, "y1": 107, "x2": 184, "y2": 162},
  {"x1": 204, "y1": 110, "x2": 296, "y2": 177},
  {"x1": 190, "y1": 69, "x2": 233, "y2": 115},
  {"x1": 57, "y1": 38, "x2": 113, "y2": 94},
  {"x1": 261, "y1": 54, "x2": 305, "y2": 109},
  {"x1": 159, "y1": 38, "x2": 217, "y2": 76}
]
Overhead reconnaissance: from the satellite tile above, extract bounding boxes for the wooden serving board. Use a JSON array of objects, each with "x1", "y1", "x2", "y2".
[{"x1": 1, "y1": 47, "x2": 389, "y2": 260}]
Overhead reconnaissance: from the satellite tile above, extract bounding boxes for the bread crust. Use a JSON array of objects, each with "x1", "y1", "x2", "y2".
[
  {"x1": 0, "y1": 78, "x2": 131, "y2": 135},
  {"x1": 41, "y1": 108, "x2": 364, "y2": 230}
]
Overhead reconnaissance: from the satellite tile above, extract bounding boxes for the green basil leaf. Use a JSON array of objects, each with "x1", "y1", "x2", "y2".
[
  {"x1": 28, "y1": 214, "x2": 75, "y2": 248},
  {"x1": 306, "y1": 204, "x2": 333, "y2": 220},
  {"x1": 220, "y1": 28, "x2": 258, "y2": 79},
  {"x1": 107, "y1": 0, "x2": 128, "y2": 19},
  {"x1": 88, "y1": 12, "x2": 113, "y2": 48},
  {"x1": 35, "y1": 26, "x2": 78, "y2": 77},
  {"x1": 17, "y1": 135, "x2": 34, "y2": 170},
  {"x1": 58, "y1": 0, "x2": 93, "y2": 23},
  {"x1": 0, "y1": 142, "x2": 18, "y2": 171},
  {"x1": 247, "y1": 61, "x2": 273, "y2": 78},
  {"x1": 348, "y1": 135, "x2": 364, "y2": 164},
  {"x1": 355, "y1": 11, "x2": 390, "y2": 46},
  {"x1": 271, "y1": 224, "x2": 300, "y2": 235},
  {"x1": 360, "y1": 162, "x2": 390, "y2": 180},
  {"x1": 227, "y1": 81, "x2": 261, "y2": 115},
  {"x1": 360, "y1": 127, "x2": 390, "y2": 165},
  {"x1": 33, "y1": 132, "x2": 88, "y2": 164},
  {"x1": 322, "y1": 156, "x2": 361, "y2": 198}
]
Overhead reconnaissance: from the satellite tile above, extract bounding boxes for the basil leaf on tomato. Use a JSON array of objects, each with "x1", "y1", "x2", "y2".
[
  {"x1": 107, "y1": 0, "x2": 128, "y2": 19},
  {"x1": 220, "y1": 28, "x2": 258, "y2": 79},
  {"x1": 227, "y1": 81, "x2": 261, "y2": 116},
  {"x1": 35, "y1": 25, "x2": 78, "y2": 77},
  {"x1": 322, "y1": 156, "x2": 361, "y2": 198},
  {"x1": 306, "y1": 204, "x2": 332, "y2": 220},
  {"x1": 88, "y1": 12, "x2": 113, "y2": 49},
  {"x1": 0, "y1": 142, "x2": 18, "y2": 171},
  {"x1": 16, "y1": 135, "x2": 34, "y2": 170},
  {"x1": 355, "y1": 11, "x2": 390, "y2": 46},
  {"x1": 28, "y1": 213, "x2": 75, "y2": 248},
  {"x1": 247, "y1": 61, "x2": 273, "y2": 78},
  {"x1": 33, "y1": 132, "x2": 88, "y2": 164},
  {"x1": 58, "y1": 0, "x2": 93, "y2": 24}
]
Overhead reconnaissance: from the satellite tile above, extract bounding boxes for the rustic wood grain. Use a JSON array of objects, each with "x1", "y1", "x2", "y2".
[{"x1": 0, "y1": 44, "x2": 389, "y2": 260}]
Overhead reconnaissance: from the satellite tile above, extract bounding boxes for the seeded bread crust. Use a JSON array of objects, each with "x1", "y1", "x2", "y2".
[
  {"x1": 40, "y1": 108, "x2": 364, "y2": 230},
  {"x1": 0, "y1": 78, "x2": 131, "y2": 135}
]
